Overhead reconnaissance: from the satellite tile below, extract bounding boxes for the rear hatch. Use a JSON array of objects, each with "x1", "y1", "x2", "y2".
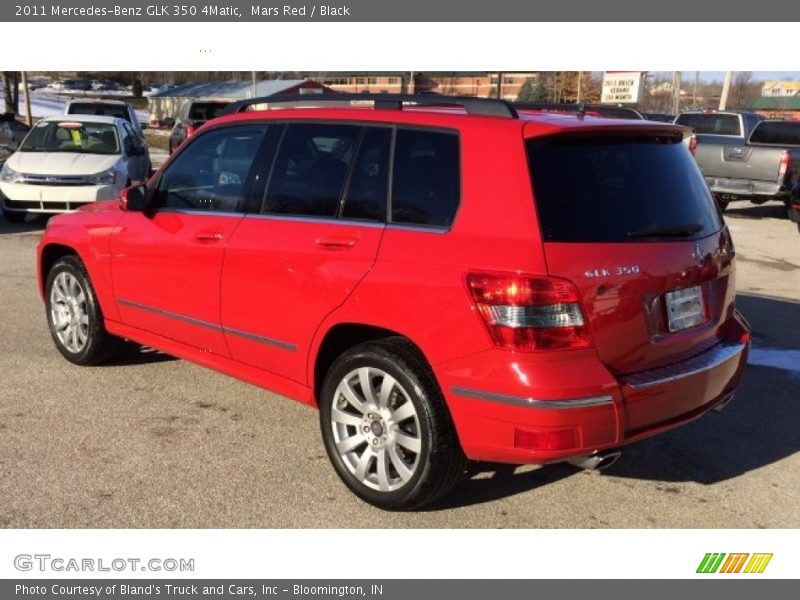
[
  {"x1": 187, "y1": 102, "x2": 228, "y2": 128},
  {"x1": 524, "y1": 125, "x2": 735, "y2": 379}
]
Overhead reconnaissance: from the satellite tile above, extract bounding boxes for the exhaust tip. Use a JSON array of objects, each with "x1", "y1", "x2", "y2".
[
  {"x1": 567, "y1": 450, "x2": 622, "y2": 471},
  {"x1": 713, "y1": 392, "x2": 735, "y2": 412}
]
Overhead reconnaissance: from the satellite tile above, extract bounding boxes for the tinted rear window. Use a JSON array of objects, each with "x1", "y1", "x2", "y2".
[
  {"x1": 188, "y1": 102, "x2": 227, "y2": 121},
  {"x1": 749, "y1": 121, "x2": 800, "y2": 145},
  {"x1": 526, "y1": 135, "x2": 722, "y2": 242},
  {"x1": 68, "y1": 103, "x2": 130, "y2": 122},
  {"x1": 675, "y1": 113, "x2": 741, "y2": 136}
]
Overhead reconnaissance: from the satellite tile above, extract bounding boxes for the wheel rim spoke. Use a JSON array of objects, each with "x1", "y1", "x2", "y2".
[
  {"x1": 48, "y1": 271, "x2": 90, "y2": 354},
  {"x1": 353, "y1": 447, "x2": 373, "y2": 481},
  {"x1": 337, "y1": 380, "x2": 367, "y2": 414},
  {"x1": 331, "y1": 406, "x2": 362, "y2": 428},
  {"x1": 390, "y1": 401, "x2": 416, "y2": 424},
  {"x1": 376, "y1": 449, "x2": 391, "y2": 491},
  {"x1": 336, "y1": 433, "x2": 365, "y2": 455},
  {"x1": 358, "y1": 367, "x2": 376, "y2": 406},
  {"x1": 388, "y1": 446, "x2": 413, "y2": 482},
  {"x1": 395, "y1": 432, "x2": 421, "y2": 454},
  {"x1": 377, "y1": 373, "x2": 396, "y2": 409}
]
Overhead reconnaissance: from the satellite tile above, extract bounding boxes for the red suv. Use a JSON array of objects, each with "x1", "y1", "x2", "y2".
[{"x1": 37, "y1": 95, "x2": 750, "y2": 510}]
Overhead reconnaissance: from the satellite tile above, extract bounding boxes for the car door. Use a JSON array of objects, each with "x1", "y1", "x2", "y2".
[
  {"x1": 221, "y1": 123, "x2": 391, "y2": 384},
  {"x1": 110, "y1": 123, "x2": 271, "y2": 356}
]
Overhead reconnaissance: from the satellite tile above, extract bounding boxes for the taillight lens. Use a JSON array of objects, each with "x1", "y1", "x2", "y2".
[
  {"x1": 186, "y1": 124, "x2": 197, "y2": 138},
  {"x1": 778, "y1": 150, "x2": 790, "y2": 182},
  {"x1": 466, "y1": 273, "x2": 592, "y2": 351},
  {"x1": 688, "y1": 134, "x2": 698, "y2": 156}
]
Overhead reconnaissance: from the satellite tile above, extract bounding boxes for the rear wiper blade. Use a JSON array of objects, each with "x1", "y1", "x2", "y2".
[{"x1": 627, "y1": 223, "x2": 704, "y2": 238}]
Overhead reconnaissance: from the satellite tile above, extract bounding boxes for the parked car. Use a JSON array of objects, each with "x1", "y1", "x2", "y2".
[
  {"x1": 166, "y1": 100, "x2": 229, "y2": 153},
  {"x1": 0, "y1": 113, "x2": 29, "y2": 165},
  {"x1": 36, "y1": 94, "x2": 749, "y2": 509},
  {"x1": 789, "y1": 183, "x2": 800, "y2": 233},
  {"x1": 643, "y1": 112, "x2": 676, "y2": 123},
  {"x1": 1, "y1": 116, "x2": 150, "y2": 222},
  {"x1": 64, "y1": 99, "x2": 146, "y2": 144},
  {"x1": 674, "y1": 110, "x2": 768, "y2": 210}
]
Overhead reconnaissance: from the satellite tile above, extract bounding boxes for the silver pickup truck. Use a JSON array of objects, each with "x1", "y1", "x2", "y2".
[{"x1": 676, "y1": 111, "x2": 800, "y2": 212}]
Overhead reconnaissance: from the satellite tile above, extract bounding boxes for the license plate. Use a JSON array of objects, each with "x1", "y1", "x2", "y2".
[{"x1": 665, "y1": 286, "x2": 706, "y2": 332}]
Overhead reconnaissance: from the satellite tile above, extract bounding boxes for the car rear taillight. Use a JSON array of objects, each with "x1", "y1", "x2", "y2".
[
  {"x1": 186, "y1": 123, "x2": 198, "y2": 138},
  {"x1": 688, "y1": 134, "x2": 698, "y2": 156},
  {"x1": 466, "y1": 273, "x2": 592, "y2": 351},
  {"x1": 778, "y1": 150, "x2": 790, "y2": 182}
]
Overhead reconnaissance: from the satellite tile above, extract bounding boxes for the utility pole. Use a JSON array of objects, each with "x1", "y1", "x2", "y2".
[
  {"x1": 21, "y1": 71, "x2": 32, "y2": 126},
  {"x1": 672, "y1": 71, "x2": 682, "y2": 115},
  {"x1": 496, "y1": 72, "x2": 503, "y2": 99},
  {"x1": 251, "y1": 71, "x2": 257, "y2": 99},
  {"x1": 719, "y1": 71, "x2": 733, "y2": 110},
  {"x1": 693, "y1": 71, "x2": 699, "y2": 107},
  {"x1": 577, "y1": 71, "x2": 583, "y2": 103}
]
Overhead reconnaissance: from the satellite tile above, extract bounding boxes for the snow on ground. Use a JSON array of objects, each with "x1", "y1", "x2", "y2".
[{"x1": 2, "y1": 90, "x2": 150, "y2": 123}]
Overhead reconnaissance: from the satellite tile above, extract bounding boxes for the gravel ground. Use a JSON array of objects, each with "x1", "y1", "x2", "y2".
[{"x1": 0, "y1": 201, "x2": 797, "y2": 528}]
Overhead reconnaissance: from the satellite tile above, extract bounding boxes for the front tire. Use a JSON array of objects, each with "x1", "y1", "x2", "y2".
[
  {"x1": 319, "y1": 338, "x2": 466, "y2": 510},
  {"x1": 45, "y1": 255, "x2": 124, "y2": 365}
]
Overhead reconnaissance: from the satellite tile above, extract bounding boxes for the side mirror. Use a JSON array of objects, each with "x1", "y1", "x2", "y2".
[
  {"x1": 163, "y1": 118, "x2": 176, "y2": 128},
  {"x1": 120, "y1": 184, "x2": 147, "y2": 212}
]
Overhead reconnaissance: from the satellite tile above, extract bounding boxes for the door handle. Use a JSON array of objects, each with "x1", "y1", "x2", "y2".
[
  {"x1": 315, "y1": 237, "x2": 358, "y2": 249},
  {"x1": 195, "y1": 231, "x2": 223, "y2": 242}
]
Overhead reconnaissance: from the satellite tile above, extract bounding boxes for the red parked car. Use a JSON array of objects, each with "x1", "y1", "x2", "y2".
[{"x1": 37, "y1": 94, "x2": 750, "y2": 510}]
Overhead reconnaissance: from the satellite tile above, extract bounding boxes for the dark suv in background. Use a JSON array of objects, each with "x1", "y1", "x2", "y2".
[{"x1": 166, "y1": 100, "x2": 229, "y2": 153}]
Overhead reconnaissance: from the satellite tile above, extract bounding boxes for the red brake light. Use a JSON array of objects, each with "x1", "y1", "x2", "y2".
[
  {"x1": 466, "y1": 273, "x2": 592, "y2": 351},
  {"x1": 778, "y1": 150, "x2": 790, "y2": 182},
  {"x1": 186, "y1": 124, "x2": 197, "y2": 138},
  {"x1": 688, "y1": 134, "x2": 698, "y2": 156}
]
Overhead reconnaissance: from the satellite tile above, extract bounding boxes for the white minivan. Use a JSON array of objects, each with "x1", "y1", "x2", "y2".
[{"x1": 0, "y1": 116, "x2": 150, "y2": 222}]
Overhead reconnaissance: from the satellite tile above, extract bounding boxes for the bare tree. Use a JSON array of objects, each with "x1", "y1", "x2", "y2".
[
  {"x1": 2, "y1": 72, "x2": 19, "y2": 114},
  {"x1": 729, "y1": 72, "x2": 761, "y2": 110}
]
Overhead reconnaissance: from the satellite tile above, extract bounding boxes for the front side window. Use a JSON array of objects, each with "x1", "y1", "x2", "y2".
[
  {"x1": 157, "y1": 125, "x2": 268, "y2": 212},
  {"x1": 391, "y1": 129, "x2": 460, "y2": 227},
  {"x1": 264, "y1": 123, "x2": 360, "y2": 218}
]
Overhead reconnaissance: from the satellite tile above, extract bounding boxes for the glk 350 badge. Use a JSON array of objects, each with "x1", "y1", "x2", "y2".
[{"x1": 585, "y1": 265, "x2": 641, "y2": 278}]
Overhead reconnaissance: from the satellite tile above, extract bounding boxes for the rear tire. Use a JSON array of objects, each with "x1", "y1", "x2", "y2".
[
  {"x1": 45, "y1": 255, "x2": 125, "y2": 365},
  {"x1": 319, "y1": 338, "x2": 466, "y2": 510}
]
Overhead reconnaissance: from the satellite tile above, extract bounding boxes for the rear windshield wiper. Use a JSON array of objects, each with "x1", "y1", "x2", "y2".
[{"x1": 627, "y1": 223, "x2": 704, "y2": 238}]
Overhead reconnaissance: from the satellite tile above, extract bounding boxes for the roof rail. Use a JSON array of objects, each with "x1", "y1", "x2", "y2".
[
  {"x1": 221, "y1": 93, "x2": 519, "y2": 119},
  {"x1": 516, "y1": 102, "x2": 645, "y2": 120}
]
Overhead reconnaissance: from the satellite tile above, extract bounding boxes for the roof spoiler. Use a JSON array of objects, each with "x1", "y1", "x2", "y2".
[
  {"x1": 516, "y1": 103, "x2": 645, "y2": 120},
  {"x1": 221, "y1": 93, "x2": 519, "y2": 119}
]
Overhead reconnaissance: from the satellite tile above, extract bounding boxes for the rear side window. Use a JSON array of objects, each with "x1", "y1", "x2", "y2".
[
  {"x1": 341, "y1": 127, "x2": 391, "y2": 221},
  {"x1": 749, "y1": 121, "x2": 800, "y2": 145},
  {"x1": 675, "y1": 113, "x2": 741, "y2": 136},
  {"x1": 526, "y1": 135, "x2": 722, "y2": 242},
  {"x1": 391, "y1": 129, "x2": 460, "y2": 227},
  {"x1": 265, "y1": 123, "x2": 360, "y2": 218}
]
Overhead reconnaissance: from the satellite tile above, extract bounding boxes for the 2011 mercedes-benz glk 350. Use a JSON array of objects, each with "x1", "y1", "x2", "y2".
[{"x1": 37, "y1": 95, "x2": 750, "y2": 510}]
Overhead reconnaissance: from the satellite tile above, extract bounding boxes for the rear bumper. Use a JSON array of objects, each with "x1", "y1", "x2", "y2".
[
  {"x1": 439, "y1": 314, "x2": 750, "y2": 464},
  {"x1": 705, "y1": 176, "x2": 785, "y2": 200}
]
